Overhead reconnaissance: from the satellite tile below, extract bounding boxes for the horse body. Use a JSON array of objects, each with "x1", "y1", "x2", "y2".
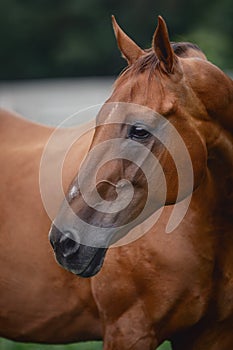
[
  {"x1": 0, "y1": 110, "x2": 101, "y2": 342},
  {"x1": 1, "y1": 16, "x2": 233, "y2": 350}
]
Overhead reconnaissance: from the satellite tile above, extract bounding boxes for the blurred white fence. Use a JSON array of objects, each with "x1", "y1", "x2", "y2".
[
  {"x1": 0, "y1": 73, "x2": 232, "y2": 126},
  {"x1": 0, "y1": 77, "x2": 114, "y2": 126}
]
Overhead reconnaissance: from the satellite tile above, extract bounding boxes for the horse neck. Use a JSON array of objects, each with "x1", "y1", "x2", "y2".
[
  {"x1": 197, "y1": 84, "x2": 233, "y2": 323},
  {"x1": 205, "y1": 124, "x2": 233, "y2": 216},
  {"x1": 196, "y1": 70, "x2": 233, "y2": 223},
  {"x1": 185, "y1": 59, "x2": 233, "y2": 132},
  {"x1": 172, "y1": 66, "x2": 233, "y2": 342},
  {"x1": 184, "y1": 59, "x2": 233, "y2": 219}
]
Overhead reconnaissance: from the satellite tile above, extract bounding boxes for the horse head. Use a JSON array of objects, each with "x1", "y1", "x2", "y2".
[{"x1": 49, "y1": 16, "x2": 232, "y2": 277}]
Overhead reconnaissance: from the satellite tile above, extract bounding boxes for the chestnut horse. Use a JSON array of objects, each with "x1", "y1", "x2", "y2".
[{"x1": 1, "y1": 16, "x2": 233, "y2": 350}]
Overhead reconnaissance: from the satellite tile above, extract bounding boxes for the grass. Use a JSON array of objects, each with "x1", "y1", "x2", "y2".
[
  {"x1": 0, "y1": 340, "x2": 102, "y2": 350},
  {"x1": 0, "y1": 339, "x2": 172, "y2": 350}
]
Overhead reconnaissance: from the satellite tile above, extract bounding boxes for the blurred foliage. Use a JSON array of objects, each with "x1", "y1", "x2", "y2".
[
  {"x1": 0, "y1": 339, "x2": 102, "y2": 350},
  {"x1": 0, "y1": 0, "x2": 232, "y2": 80},
  {"x1": 0, "y1": 339, "x2": 172, "y2": 350}
]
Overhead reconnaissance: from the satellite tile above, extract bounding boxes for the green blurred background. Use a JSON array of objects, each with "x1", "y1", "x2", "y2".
[
  {"x1": 0, "y1": 0, "x2": 232, "y2": 349},
  {"x1": 0, "y1": 339, "x2": 172, "y2": 350},
  {"x1": 0, "y1": 0, "x2": 232, "y2": 81}
]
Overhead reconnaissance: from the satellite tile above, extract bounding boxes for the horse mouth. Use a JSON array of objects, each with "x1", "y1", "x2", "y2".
[
  {"x1": 77, "y1": 247, "x2": 108, "y2": 277},
  {"x1": 53, "y1": 240, "x2": 107, "y2": 278}
]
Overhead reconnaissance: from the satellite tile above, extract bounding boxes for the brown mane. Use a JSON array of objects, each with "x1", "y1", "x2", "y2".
[
  {"x1": 121, "y1": 42, "x2": 203, "y2": 76},
  {"x1": 113, "y1": 42, "x2": 205, "y2": 92},
  {"x1": 172, "y1": 42, "x2": 203, "y2": 57}
]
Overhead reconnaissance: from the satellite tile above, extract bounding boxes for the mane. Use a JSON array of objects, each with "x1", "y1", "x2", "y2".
[
  {"x1": 118, "y1": 42, "x2": 203, "y2": 78},
  {"x1": 172, "y1": 42, "x2": 202, "y2": 58}
]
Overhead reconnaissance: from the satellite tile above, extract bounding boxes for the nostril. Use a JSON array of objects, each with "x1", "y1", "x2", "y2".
[
  {"x1": 61, "y1": 236, "x2": 76, "y2": 251},
  {"x1": 59, "y1": 236, "x2": 80, "y2": 258}
]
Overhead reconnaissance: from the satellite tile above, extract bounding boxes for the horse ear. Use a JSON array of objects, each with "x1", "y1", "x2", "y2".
[
  {"x1": 112, "y1": 15, "x2": 144, "y2": 65},
  {"x1": 152, "y1": 16, "x2": 175, "y2": 74}
]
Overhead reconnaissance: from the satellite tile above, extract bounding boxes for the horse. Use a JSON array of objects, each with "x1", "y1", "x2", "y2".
[
  {"x1": 0, "y1": 111, "x2": 103, "y2": 343},
  {"x1": 49, "y1": 16, "x2": 233, "y2": 350},
  {"x1": 0, "y1": 16, "x2": 232, "y2": 350}
]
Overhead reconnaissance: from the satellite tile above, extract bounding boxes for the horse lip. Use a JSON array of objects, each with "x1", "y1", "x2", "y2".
[
  {"x1": 54, "y1": 244, "x2": 108, "y2": 278},
  {"x1": 75, "y1": 247, "x2": 108, "y2": 278}
]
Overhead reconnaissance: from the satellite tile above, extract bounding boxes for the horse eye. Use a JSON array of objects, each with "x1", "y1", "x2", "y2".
[{"x1": 129, "y1": 125, "x2": 151, "y2": 140}]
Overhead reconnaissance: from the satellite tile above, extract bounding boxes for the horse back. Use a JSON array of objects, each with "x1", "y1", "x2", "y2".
[{"x1": 0, "y1": 108, "x2": 53, "y2": 148}]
